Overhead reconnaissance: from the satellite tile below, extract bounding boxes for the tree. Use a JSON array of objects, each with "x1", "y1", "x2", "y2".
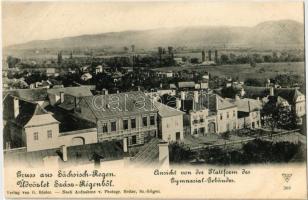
[
  {"x1": 262, "y1": 103, "x2": 298, "y2": 134},
  {"x1": 245, "y1": 78, "x2": 264, "y2": 87},
  {"x1": 7, "y1": 56, "x2": 21, "y2": 68},
  {"x1": 190, "y1": 58, "x2": 199, "y2": 64},
  {"x1": 221, "y1": 86, "x2": 238, "y2": 98},
  {"x1": 169, "y1": 142, "x2": 192, "y2": 163},
  {"x1": 274, "y1": 74, "x2": 301, "y2": 88},
  {"x1": 221, "y1": 131, "x2": 231, "y2": 140},
  {"x1": 220, "y1": 54, "x2": 229, "y2": 64},
  {"x1": 249, "y1": 58, "x2": 257, "y2": 68}
]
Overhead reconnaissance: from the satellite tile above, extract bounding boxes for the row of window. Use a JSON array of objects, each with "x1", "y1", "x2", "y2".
[
  {"x1": 102, "y1": 116, "x2": 156, "y2": 133},
  {"x1": 193, "y1": 118, "x2": 205, "y2": 124},
  {"x1": 33, "y1": 130, "x2": 52, "y2": 141},
  {"x1": 220, "y1": 111, "x2": 236, "y2": 120}
]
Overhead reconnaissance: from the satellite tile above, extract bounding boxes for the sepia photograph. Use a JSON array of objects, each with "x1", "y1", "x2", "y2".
[{"x1": 1, "y1": 1, "x2": 307, "y2": 199}]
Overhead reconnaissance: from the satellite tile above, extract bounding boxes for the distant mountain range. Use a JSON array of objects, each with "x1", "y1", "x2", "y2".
[{"x1": 6, "y1": 20, "x2": 304, "y2": 51}]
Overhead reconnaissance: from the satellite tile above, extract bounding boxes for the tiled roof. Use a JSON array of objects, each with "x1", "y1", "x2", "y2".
[
  {"x1": 4, "y1": 147, "x2": 60, "y2": 167},
  {"x1": 4, "y1": 141, "x2": 123, "y2": 167},
  {"x1": 154, "y1": 101, "x2": 184, "y2": 118},
  {"x1": 178, "y1": 82, "x2": 195, "y2": 88},
  {"x1": 3, "y1": 94, "x2": 59, "y2": 127},
  {"x1": 243, "y1": 86, "x2": 269, "y2": 99},
  {"x1": 215, "y1": 95, "x2": 236, "y2": 110},
  {"x1": 67, "y1": 141, "x2": 124, "y2": 164},
  {"x1": 3, "y1": 88, "x2": 48, "y2": 102},
  {"x1": 169, "y1": 84, "x2": 177, "y2": 89},
  {"x1": 47, "y1": 86, "x2": 93, "y2": 97},
  {"x1": 274, "y1": 88, "x2": 304, "y2": 104},
  {"x1": 130, "y1": 138, "x2": 160, "y2": 165},
  {"x1": 243, "y1": 86, "x2": 304, "y2": 105},
  {"x1": 226, "y1": 98, "x2": 262, "y2": 113},
  {"x1": 267, "y1": 96, "x2": 289, "y2": 106},
  {"x1": 181, "y1": 93, "x2": 236, "y2": 112},
  {"x1": 44, "y1": 106, "x2": 96, "y2": 132},
  {"x1": 15, "y1": 101, "x2": 46, "y2": 127},
  {"x1": 25, "y1": 114, "x2": 59, "y2": 127},
  {"x1": 82, "y1": 91, "x2": 158, "y2": 119}
]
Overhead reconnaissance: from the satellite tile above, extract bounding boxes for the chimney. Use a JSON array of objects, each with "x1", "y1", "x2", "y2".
[
  {"x1": 248, "y1": 100, "x2": 251, "y2": 112},
  {"x1": 13, "y1": 97, "x2": 20, "y2": 118},
  {"x1": 158, "y1": 142, "x2": 169, "y2": 168},
  {"x1": 270, "y1": 87, "x2": 274, "y2": 96},
  {"x1": 266, "y1": 79, "x2": 271, "y2": 88},
  {"x1": 235, "y1": 95, "x2": 240, "y2": 100},
  {"x1": 240, "y1": 88, "x2": 245, "y2": 97},
  {"x1": 60, "y1": 92, "x2": 64, "y2": 103},
  {"x1": 194, "y1": 91, "x2": 199, "y2": 103},
  {"x1": 176, "y1": 98, "x2": 182, "y2": 110},
  {"x1": 137, "y1": 86, "x2": 141, "y2": 91},
  {"x1": 160, "y1": 83, "x2": 163, "y2": 88},
  {"x1": 122, "y1": 137, "x2": 131, "y2": 167},
  {"x1": 117, "y1": 90, "x2": 120, "y2": 94},
  {"x1": 123, "y1": 137, "x2": 128, "y2": 153},
  {"x1": 61, "y1": 145, "x2": 68, "y2": 162},
  {"x1": 102, "y1": 89, "x2": 108, "y2": 95},
  {"x1": 180, "y1": 91, "x2": 185, "y2": 100},
  {"x1": 215, "y1": 95, "x2": 219, "y2": 111}
]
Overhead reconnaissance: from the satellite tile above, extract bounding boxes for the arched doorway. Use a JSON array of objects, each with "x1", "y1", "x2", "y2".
[
  {"x1": 208, "y1": 122, "x2": 216, "y2": 134},
  {"x1": 71, "y1": 137, "x2": 85, "y2": 146}
]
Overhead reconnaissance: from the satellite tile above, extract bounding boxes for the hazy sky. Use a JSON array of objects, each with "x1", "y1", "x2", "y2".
[{"x1": 2, "y1": 1, "x2": 304, "y2": 47}]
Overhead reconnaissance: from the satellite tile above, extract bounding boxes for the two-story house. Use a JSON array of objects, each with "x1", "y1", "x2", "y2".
[
  {"x1": 181, "y1": 91, "x2": 238, "y2": 135},
  {"x1": 154, "y1": 101, "x2": 184, "y2": 142},
  {"x1": 243, "y1": 86, "x2": 305, "y2": 118},
  {"x1": 3, "y1": 94, "x2": 98, "y2": 152},
  {"x1": 73, "y1": 91, "x2": 158, "y2": 146},
  {"x1": 226, "y1": 97, "x2": 262, "y2": 129}
]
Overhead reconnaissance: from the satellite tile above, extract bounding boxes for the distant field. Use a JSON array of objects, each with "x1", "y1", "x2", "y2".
[{"x1": 153, "y1": 62, "x2": 305, "y2": 82}]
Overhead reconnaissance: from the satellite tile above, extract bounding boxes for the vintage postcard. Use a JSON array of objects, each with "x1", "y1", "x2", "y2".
[{"x1": 1, "y1": 1, "x2": 307, "y2": 199}]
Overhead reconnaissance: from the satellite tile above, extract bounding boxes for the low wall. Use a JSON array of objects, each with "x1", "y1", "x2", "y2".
[{"x1": 59, "y1": 128, "x2": 98, "y2": 147}]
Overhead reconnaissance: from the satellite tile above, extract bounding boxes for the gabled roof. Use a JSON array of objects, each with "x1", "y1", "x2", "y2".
[
  {"x1": 15, "y1": 101, "x2": 48, "y2": 127},
  {"x1": 215, "y1": 95, "x2": 237, "y2": 110},
  {"x1": 267, "y1": 96, "x2": 289, "y2": 106},
  {"x1": 243, "y1": 86, "x2": 269, "y2": 99},
  {"x1": 154, "y1": 101, "x2": 184, "y2": 118},
  {"x1": 47, "y1": 86, "x2": 93, "y2": 97},
  {"x1": 3, "y1": 88, "x2": 48, "y2": 102},
  {"x1": 3, "y1": 94, "x2": 59, "y2": 127},
  {"x1": 81, "y1": 91, "x2": 158, "y2": 119},
  {"x1": 226, "y1": 98, "x2": 262, "y2": 113},
  {"x1": 181, "y1": 92, "x2": 236, "y2": 112},
  {"x1": 25, "y1": 114, "x2": 60, "y2": 127},
  {"x1": 274, "y1": 88, "x2": 304, "y2": 104},
  {"x1": 243, "y1": 86, "x2": 304, "y2": 105}
]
